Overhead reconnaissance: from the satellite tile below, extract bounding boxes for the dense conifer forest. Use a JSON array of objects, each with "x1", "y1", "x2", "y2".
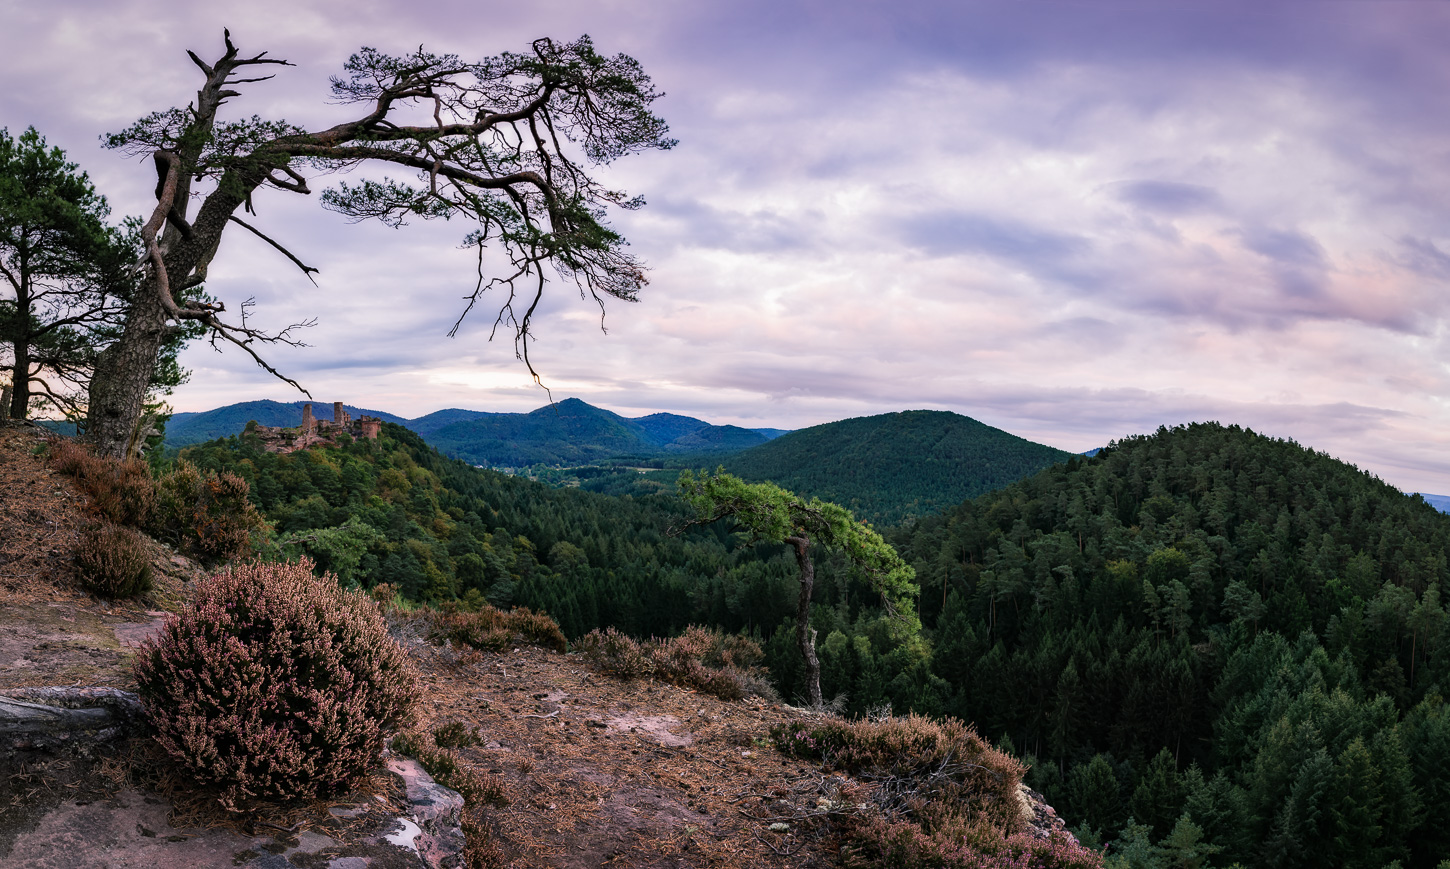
[
  {"x1": 182, "y1": 420, "x2": 1450, "y2": 868},
  {"x1": 722, "y1": 409, "x2": 1074, "y2": 526},
  {"x1": 894, "y1": 422, "x2": 1450, "y2": 868}
]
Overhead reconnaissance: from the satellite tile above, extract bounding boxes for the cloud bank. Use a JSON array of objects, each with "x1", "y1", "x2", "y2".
[{"x1": 3, "y1": 0, "x2": 1449, "y2": 492}]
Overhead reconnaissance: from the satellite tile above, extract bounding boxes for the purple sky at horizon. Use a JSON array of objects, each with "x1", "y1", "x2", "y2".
[{"x1": 3, "y1": 1, "x2": 1449, "y2": 493}]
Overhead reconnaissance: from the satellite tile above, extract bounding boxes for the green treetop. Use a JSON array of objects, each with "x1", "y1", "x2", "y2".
[{"x1": 676, "y1": 469, "x2": 919, "y2": 707}]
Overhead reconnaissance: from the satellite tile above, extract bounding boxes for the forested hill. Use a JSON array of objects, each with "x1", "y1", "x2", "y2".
[
  {"x1": 178, "y1": 423, "x2": 810, "y2": 645},
  {"x1": 893, "y1": 422, "x2": 1450, "y2": 867},
  {"x1": 722, "y1": 409, "x2": 1074, "y2": 526}
]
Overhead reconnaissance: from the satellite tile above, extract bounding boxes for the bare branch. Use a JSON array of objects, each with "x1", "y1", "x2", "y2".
[{"x1": 227, "y1": 215, "x2": 319, "y2": 284}]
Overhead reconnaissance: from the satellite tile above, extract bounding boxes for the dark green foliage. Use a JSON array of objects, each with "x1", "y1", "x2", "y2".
[
  {"x1": 723, "y1": 409, "x2": 1074, "y2": 526},
  {"x1": 182, "y1": 417, "x2": 1449, "y2": 866},
  {"x1": 894, "y1": 422, "x2": 1450, "y2": 866}
]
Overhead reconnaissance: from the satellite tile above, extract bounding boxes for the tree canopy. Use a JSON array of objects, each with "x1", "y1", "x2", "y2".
[
  {"x1": 0, "y1": 126, "x2": 194, "y2": 431},
  {"x1": 0, "y1": 127, "x2": 133, "y2": 420},
  {"x1": 86, "y1": 31, "x2": 673, "y2": 457},
  {"x1": 677, "y1": 469, "x2": 919, "y2": 705}
]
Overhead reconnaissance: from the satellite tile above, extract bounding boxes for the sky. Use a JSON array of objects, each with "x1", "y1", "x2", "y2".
[{"x1": 3, "y1": 0, "x2": 1450, "y2": 493}]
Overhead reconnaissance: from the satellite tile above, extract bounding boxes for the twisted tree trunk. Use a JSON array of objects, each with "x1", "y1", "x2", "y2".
[
  {"x1": 85, "y1": 277, "x2": 170, "y2": 457},
  {"x1": 786, "y1": 534, "x2": 823, "y2": 708}
]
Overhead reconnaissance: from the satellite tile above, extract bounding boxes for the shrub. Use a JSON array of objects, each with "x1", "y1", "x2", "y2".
[
  {"x1": 576, "y1": 627, "x2": 655, "y2": 679},
  {"x1": 133, "y1": 559, "x2": 420, "y2": 807},
  {"x1": 768, "y1": 715, "x2": 1106, "y2": 868},
  {"x1": 430, "y1": 605, "x2": 567, "y2": 653},
  {"x1": 49, "y1": 443, "x2": 263, "y2": 565},
  {"x1": 73, "y1": 522, "x2": 153, "y2": 598},
  {"x1": 577, "y1": 625, "x2": 776, "y2": 701},
  {"x1": 49, "y1": 440, "x2": 155, "y2": 526},
  {"x1": 432, "y1": 720, "x2": 482, "y2": 749},
  {"x1": 151, "y1": 461, "x2": 265, "y2": 564},
  {"x1": 841, "y1": 817, "x2": 1103, "y2": 869}
]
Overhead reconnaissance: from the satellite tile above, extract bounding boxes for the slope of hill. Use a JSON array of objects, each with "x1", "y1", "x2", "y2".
[
  {"x1": 722, "y1": 410, "x2": 1073, "y2": 526},
  {"x1": 6, "y1": 422, "x2": 1096, "y2": 868},
  {"x1": 405, "y1": 407, "x2": 493, "y2": 437},
  {"x1": 893, "y1": 422, "x2": 1450, "y2": 867},
  {"x1": 165, "y1": 399, "x2": 409, "y2": 447},
  {"x1": 426, "y1": 398, "x2": 661, "y2": 466}
]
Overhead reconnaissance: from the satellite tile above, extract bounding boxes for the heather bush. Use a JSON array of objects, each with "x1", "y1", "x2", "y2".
[
  {"x1": 432, "y1": 720, "x2": 482, "y2": 749},
  {"x1": 577, "y1": 625, "x2": 776, "y2": 701},
  {"x1": 49, "y1": 442, "x2": 263, "y2": 565},
  {"x1": 73, "y1": 522, "x2": 153, "y2": 598},
  {"x1": 774, "y1": 715, "x2": 1027, "y2": 833},
  {"x1": 770, "y1": 715, "x2": 1106, "y2": 868},
  {"x1": 576, "y1": 627, "x2": 655, "y2": 678},
  {"x1": 49, "y1": 440, "x2": 156, "y2": 526},
  {"x1": 430, "y1": 605, "x2": 567, "y2": 653},
  {"x1": 842, "y1": 817, "x2": 1104, "y2": 869},
  {"x1": 133, "y1": 559, "x2": 420, "y2": 807}
]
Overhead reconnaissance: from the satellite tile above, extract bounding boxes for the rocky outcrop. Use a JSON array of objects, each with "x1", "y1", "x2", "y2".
[{"x1": 0, "y1": 686, "x2": 145, "y2": 753}]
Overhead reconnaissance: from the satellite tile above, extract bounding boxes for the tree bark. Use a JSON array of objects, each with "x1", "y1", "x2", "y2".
[
  {"x1": 85, "y1": 277, "x2": 168, "y2": 457},
  {"x1": 786, "y1": 534, "x2": 823, "y2": 708},
  {"x1": 7, "y1": 342, "x2": 27, "y2": 420}
]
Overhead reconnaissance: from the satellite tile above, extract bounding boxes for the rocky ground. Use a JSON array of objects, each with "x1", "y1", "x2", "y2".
[{"x1": 0, "y1": 421, "x2": 1075, "y2": 868}]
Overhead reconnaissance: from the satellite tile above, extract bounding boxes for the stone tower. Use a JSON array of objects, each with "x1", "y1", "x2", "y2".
[
  {"x1": 301, "y1": 403, "x2": 315, "y2": 433},
  {"x1": 333, "y1": 402, "x2": 349, "y2": 426}
]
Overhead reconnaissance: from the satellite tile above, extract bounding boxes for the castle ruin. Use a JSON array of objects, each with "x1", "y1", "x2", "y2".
[{"x1": 248, "y1": 402, "x2": 383, "y2": 454}]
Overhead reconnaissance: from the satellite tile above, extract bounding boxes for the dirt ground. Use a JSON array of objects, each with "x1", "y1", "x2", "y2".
[
  {"x1": 0, "y1": 421, "x2": 199, "y2": 693},
  {"x1": 399, "y1": 631, "x2": 846, "y2": 868}
]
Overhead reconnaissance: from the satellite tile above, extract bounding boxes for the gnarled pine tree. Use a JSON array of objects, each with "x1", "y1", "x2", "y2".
[
  {"x1": 88, "y1": 30, "x2": 673, "y2": 457},
  {"x1": 676, "y1": 470, "x2": 920, "y2": 707}
]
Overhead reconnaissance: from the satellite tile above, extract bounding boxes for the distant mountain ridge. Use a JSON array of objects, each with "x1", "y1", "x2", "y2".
[
  {"x1": 164, "y1": 397, "x2": 786, "y2": 464},
  {"x1": 1418, "y1": 492, "x2": 1450, "y2": 514},
  {"x1": 165, "y1": 400, "x2": 410, "y2": 447}
]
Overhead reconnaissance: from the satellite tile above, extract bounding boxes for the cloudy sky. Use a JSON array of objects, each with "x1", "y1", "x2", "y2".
[{"x1": 4, "y1": 0, "x2": 1450, "y2": 493}]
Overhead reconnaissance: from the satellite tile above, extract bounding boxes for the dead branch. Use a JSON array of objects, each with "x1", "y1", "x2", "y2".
[{"x1": 227, "y1": 216, "x2": 319, "y2": 284}]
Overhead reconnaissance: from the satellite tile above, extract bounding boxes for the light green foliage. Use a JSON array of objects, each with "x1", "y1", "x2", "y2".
[
  {"x1": 677, "y1": 469, "x2": 920, "y2": 638},
  {"x1": 269, "y1": 516, "x2": 386, "y2": 587}
]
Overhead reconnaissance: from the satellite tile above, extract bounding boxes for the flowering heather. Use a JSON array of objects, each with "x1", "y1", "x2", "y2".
[
  {"x1": 770, "y1": 715, "x2": 1103, "y2": 868},
  {"x1": 133, "y1": 559, "x2": 420, "y2": 807},
  {"x1": 73, "y1": 521, "x2": 153, "y2": 598},
  {"x1": 577, "y1": 625, "x2": 775, "y2": 701}
]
